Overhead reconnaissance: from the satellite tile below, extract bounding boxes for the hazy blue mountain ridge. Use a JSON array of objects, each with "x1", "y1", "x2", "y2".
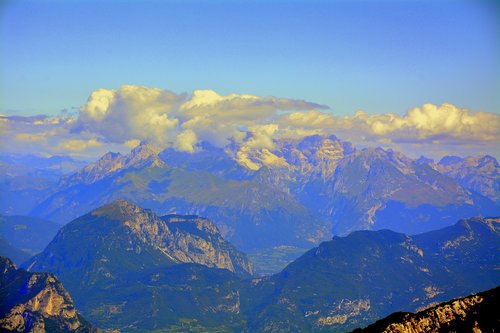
[
  {"x1": 0, "y1": 154, "x2": 87, "y2": 216},
  {"x1": 436, "y1": 154, "x2": 500, "y2": 202},
  {"x1": 238, "y1": 216, "x2": 500, "y2": 332},
  {"x1": 3, "y1": 136, "x2": 498, "y2": 258}
]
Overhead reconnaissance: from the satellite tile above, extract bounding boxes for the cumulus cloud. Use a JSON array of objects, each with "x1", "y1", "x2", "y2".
[
  {"x1": 244, "y1": 124, "x2": 279, "y2": 150},
  {"x1": 0, "y1": 115, "x2": 123, "y2": 158},
  {"x1": 3, "y1": 85, "x2": 499, "y2": 160},
  {"x1": 55, "y1": 139, "x2": 102, "y2": 152},
  {"x1": 174, "y1": 129, "x2": 198, "y2": 153},
  {"x1": 178, "y1": 89, "x2": 325, "y2": 148},
  {"x1": 77, "y1": 85, "x2": 183, "y2": 145},
  {"x1": 276, "y1": 103, "x2": 500, "y2": 145}
]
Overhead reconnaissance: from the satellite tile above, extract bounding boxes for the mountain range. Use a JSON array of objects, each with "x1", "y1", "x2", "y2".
[
  {"x1": 15, "y1": 136, "x2": 496, "y2": 256},
  {"x1": 0, "y1": 154, "x2": 87, "y2": 216},
  {"x1": 22, "y1": 202, "x2": 500, "y2": 332},
  {"x1": 240, "y1": 216, "x2": 499, "y2": 332},
  {"x1": 24, "y1": 200, "x2": 252, "y2": 332},
  {"x1": 435, "y1": 154, "x2": 500, "y2": 203}
]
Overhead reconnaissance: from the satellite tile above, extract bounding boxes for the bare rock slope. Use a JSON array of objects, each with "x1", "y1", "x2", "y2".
[
  {"x1": 0, "y1": 256, "x2": 99, "y2": 333},
  {"x1": 352, "y1": 286, "x2": 499, "y2": 333}
]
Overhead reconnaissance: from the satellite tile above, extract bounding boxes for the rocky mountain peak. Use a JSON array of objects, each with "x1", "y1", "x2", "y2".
[
  {"x1": 295, "y1": 134, "x2": 338, "y2": 150},
  {"x1": 436, "y1": 154, "x2": 499, "y2": 202},
  {"x1": 438, "y1": 155, "x2": 463, "y2": 166},
  {"x1": 466, "y1": 216, "x2": 500, "y2": 233},
  {"x1": 59, "y1": 143, "x2": 165, "y2": 188},
  {"x1": 90, "y1": 200, "x2": 177, "y2": 253},
  {"x1": 467, "y1": 154, "x2": 499, "y2": 169},
  {"x1": 31, "y1": 201, "x2": 254, "y2": 277},
  {"x1": 440, "y1": 154, "x2": 499, "y2": 170},
  {"x1": 415, "y1": 155, "x2": 434, "y2": 165},
  {"x1": 92, "y1": 199, "x2": 151, "y2": 222},
  {"x1": 232, "y1": 134, "x2": 349, "y2": 174},
  {"x1": 59, "y1": 151, "x2": 125, "y2": 187},
  {"x1": 0, "y1": 256, "x2": 98, "y2": 333},
  {"x1": 125, "y1": 142, "x2": 164, "y2": 168}
]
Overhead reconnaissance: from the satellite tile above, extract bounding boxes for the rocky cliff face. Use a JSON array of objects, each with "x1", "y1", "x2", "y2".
[
  {"x1": 436, "y1": 155, "x2": 500, "y2": 202},
  {"x1": 161, "y1": 214, "x2": 254, "y2": 277},
  {"x1": 235, "y1": 135, "x2": 351, "y2": 179},
  {"x1": 92, "y1": 200, "x2": 254, "y2": 276},
  {"x1": 23, "y1": 202, "x2": 252, "y2": 332},
  {"x1": 352, "y1": 286, "x2": 499, "y2": 333},
  {"x1": 0, "y1": 256, "x2": 98, "y2": 333},
  {"x1": 59, "y1": 143, "x2": 163, "y2": 188},
  {"x1": 27, "y1": 200, "x2": 253, "y2": 279}
]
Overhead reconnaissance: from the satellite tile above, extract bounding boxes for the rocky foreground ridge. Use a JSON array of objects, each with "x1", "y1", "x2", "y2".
[
  {"x1": 20, "y1": 210, "x2": 500, "y2": 332},
  {"x1": 352, "y1": 286, "x2": 499, "y2": 333},
  {"x1": 0, "y1": 256, "x2": 99, "y2": 333}
]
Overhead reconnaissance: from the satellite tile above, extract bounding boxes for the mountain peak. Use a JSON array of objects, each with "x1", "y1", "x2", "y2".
[
  {"x1": 97, "y1": 199, "x2": 138, "y2": 210},
  {"x1": 59, "y1": 143, "x2": 164, "y2": 188},
  {"x1": 436, "y1": 154, "x2": 499, "y2": 202},
  {"x1": 0, "y1": 256, "x2": 16, "y2": 275},
  {"x1": 129, "y1": 142, "x2": 162, "y2": 158},
  {"x1": 125, "y1": 142, "x2": 165, "y2": 168},
  {"x1": 91, "y1": 199, "x2": 153, "y2": 225},
  {"x1": 0, "y1": 256, "x2": 98, "y2": 332},
  {"x1": 59, "y1": 150, "x2": 125, "y2": 187},
  {"x1": 438, "y1": 155, "x2": 463, "y2": 166},
  {"x1": 459, "y1": 216, "x2": 500, "y2": 233},
  {"x1": 468, "y1": 155, "x2": 499, "y2": 168},
  {"x1": 415, "y1": 155, "x2": 434, "y2": 165},
  {"x1": 36, "y1": 201, "x2": 255, "y2": 277}
]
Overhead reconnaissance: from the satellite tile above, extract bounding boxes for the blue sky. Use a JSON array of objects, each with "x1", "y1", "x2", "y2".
[{"x1": 1, "y1": 0, "x2": 499, "y2": 116}]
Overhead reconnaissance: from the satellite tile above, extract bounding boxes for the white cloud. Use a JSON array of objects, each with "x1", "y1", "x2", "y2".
[
  {"x1": 55, "y1": 139, "x2": 102, "y2": 152},
  {"x1": 277, "y1": 103, "x2": 500, "y2": 144},
  {"x1": 0, "y1": 115, "x2": 124, "y2": 158},
  {"x1": 73, "y1": 86, "x2": 325, "y2": 152},
  {"x1": 178, "y1": 89, "x2": 325, "y2": 148},
  {"x1": 77, "y1": 85, "x2": 183, "y2": 145},
  {"x1": 244, "y1": 124, "x2": 279, "y2": 150},
  {"x1": 174, "y1": 129, "x2": 198, "y2": 153},
  {"x1": 3, "y1": 85, "x2": 499, "y2": 160}
]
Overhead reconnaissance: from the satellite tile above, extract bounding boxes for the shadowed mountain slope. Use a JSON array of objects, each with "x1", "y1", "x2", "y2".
[
  {"x1": 240, "y1": 217, "x2": 500, "y2": 332},
  {"x1": 22, "y1": 211, "x2": 500, "y2": 332}
]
